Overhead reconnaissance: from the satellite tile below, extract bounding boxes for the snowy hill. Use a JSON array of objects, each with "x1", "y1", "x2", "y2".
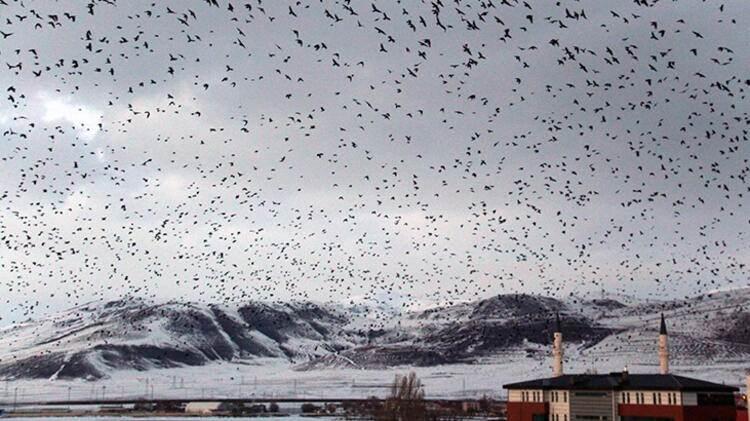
[
  {"x1": 0, "y1": 298, "x2": 355, "y2": 380},
  {"x1": 1, "y1": 289, "x2": 750, "y2": 380},
  {"x1": 297, "y1": 294, "x2": 614, "y2": 370}
]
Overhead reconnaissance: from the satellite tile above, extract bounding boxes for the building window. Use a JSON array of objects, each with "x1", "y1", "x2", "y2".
[
  {"x1": 564, "y1": 391, "x2": 567, "y2": 403},
  {"x1": 634, "y1": 392, "x2": 646, "y2": 404},
  {"x1": 652, "y1": 393, "x2": 656, "y2": 404}
]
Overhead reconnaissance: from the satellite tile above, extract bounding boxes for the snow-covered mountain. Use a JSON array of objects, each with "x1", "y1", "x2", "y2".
[
  {"x1": 0, "y1": 298, "x2": 356, "y2": 380},
  {"x1": 1, "y1": 289, "x2": 750, "y2": 380},
  {"x1": 298, "y1": 294, "x2": 615, "y2": 370}
]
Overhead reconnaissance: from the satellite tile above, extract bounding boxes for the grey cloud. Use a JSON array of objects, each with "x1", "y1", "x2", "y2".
[{"x1": 0, "y1": 0, "x2": 748, "y2": 324}]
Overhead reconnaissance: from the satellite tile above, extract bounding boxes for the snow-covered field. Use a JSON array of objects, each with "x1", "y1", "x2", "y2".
[
  {"x1": 0, "y1": 353, "x2": 744, "y2": 405},
  {"x1": 1, "y1": 418, "x2": 337, "y2": 421}
]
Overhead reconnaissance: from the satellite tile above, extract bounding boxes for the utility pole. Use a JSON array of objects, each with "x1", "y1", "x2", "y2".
[{"x1": 13, "y1": 387, "x2": 17, "y2": 412}]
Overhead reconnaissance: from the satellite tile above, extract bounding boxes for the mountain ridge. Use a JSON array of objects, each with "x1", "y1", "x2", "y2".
[{"x1": 1, "y1": 288, "x2": 749, "y2": 380}]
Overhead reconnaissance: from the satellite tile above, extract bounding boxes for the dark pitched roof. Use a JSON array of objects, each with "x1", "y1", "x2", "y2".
[
  {"x1": 503, "y1": 373, "x2": 737, "y2": 392},
  {"x1": 660, "y1": 313, "x2": 667, "y2": 335}
]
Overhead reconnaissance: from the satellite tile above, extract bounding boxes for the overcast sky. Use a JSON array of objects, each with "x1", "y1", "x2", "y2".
[{"x1": 0, "y1": 0, "x2": 748, "y2": 324}]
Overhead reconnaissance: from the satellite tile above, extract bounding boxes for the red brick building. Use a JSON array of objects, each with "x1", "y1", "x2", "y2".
[
  {"x1": 505, "y1": 371, "x2": 739, "y2": 421},
  {"x1": 503, "y1": 314, "x2": 741, "y2": 421}
]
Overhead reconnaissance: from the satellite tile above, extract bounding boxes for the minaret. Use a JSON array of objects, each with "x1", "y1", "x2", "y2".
[
  {"x1": 746, "y1": 373, "x2": 750, "y2": 421},
  {"x1": 553, "y1": 313, "x2": 564, "y2": 377},
  {"x1": 658, "y1": 313, "x2": 669, "y2": 375}
]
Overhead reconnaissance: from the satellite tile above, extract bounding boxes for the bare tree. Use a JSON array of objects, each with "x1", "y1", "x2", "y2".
[{"x1": 378, "y1": 372, "x2": 427, "y2": 421}]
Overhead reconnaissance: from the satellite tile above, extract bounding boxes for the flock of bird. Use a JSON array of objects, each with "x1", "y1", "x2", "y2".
[{"x1": 0, "y1": 0, "x2": 748, "y2": 323}]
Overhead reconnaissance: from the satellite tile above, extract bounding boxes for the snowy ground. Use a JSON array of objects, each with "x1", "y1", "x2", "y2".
[
  {"x1": 0, "y1": 351, "x2": 745, "y2": 405},
  {"x1": 0, "y1": 415, "x2": 340, "y2": 421}
]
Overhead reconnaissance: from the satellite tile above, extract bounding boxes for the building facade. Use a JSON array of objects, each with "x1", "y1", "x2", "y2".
[{"x1": 504, "y1": 314, "x2": 740, "y2": 421}]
